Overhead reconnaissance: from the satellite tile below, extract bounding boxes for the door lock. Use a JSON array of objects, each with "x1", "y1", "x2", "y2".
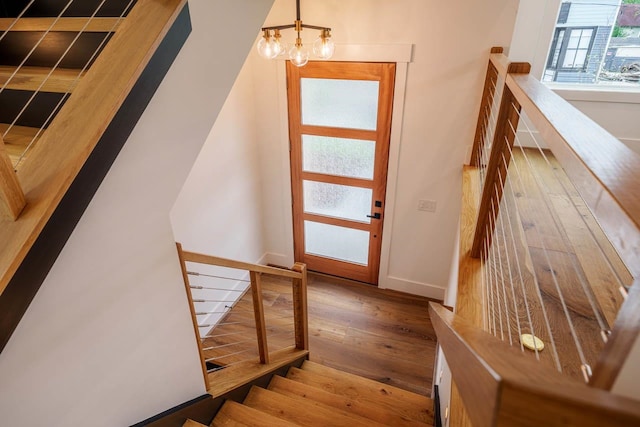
[{"x1": 367, "y1": 213, "x2": 381, "y2": 220}]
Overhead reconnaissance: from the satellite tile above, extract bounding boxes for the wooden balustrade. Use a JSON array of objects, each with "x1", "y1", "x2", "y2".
[
  {"x1": 176, "y1": 244, "x2": 309, "y2": 393},
  {"x1": 430, "y1": 303, "x2": 640, "y2": 427},
  {"x1": 0, "y1": 135, "x2": 25, "y2": 220}
]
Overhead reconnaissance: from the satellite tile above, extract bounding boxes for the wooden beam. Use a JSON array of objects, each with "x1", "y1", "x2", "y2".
[
  {"x1": 291, "y1": 263, "x2": 309, "y2": 351},
  {"x1": 470, "y1": 61, "x2": 499, "y2": 167},
  {"x1": 0, "y1": 17, "x2": 122, "y2": 32},
  {"x1": 429, "y1": 302, "x2": 640, "y2": 427},
  {"x1": 182, "y1": 250, "x2": 303, "y2": 279},
  {"x1": 0, "y1": 66, "x2": 85, "y2": 93},
  {"x1": 176, "y1": 243, "x2": 210, "y2": 391},
  {"x1": 0, "y1": 135, "x2": 25, "y2": 220},
  {"x1": 250, "y1": 272, "x2": 269, "y2": 365}
]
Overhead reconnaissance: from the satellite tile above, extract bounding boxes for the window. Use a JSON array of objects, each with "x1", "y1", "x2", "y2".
[{"x1": 543, "y1": 0, "x2": 640, "y2": 87}]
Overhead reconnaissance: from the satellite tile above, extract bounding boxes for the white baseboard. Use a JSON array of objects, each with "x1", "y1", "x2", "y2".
[
  {"x1": 379, "y1": 275, "x2": 445, "y2": 300},
  {"x1": 263, "y1": 252, "x2": 294, "y2": 268}
]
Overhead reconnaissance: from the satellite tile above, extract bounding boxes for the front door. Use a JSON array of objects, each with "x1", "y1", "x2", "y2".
[{"x1": 287, "y1": 61, "x2": 396, "y2": 284}]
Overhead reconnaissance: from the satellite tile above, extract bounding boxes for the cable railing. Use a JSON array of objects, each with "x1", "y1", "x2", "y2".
[
  {"x1": 0, "y1": 0, "x2": 188, "y2": 302},
  {"x1": 463, "y1": 48, "x2": 639, "y2": 385},
  {"x1": 176, "y1": 243, "x2": 309, "y2": 392},
  {"x1": 0, "y1": 0, "x2": 134, "y2": 172},
  {"x1": 444, "y1": 51, "x2": 640, "y2": 425}
]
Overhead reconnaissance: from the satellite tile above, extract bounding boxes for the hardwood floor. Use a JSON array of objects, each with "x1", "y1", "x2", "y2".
[{"x1": 203, "y1": 272, "x2": 438, "y2": 396}]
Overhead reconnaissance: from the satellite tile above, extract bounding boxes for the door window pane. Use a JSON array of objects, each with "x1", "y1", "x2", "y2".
[
  {"x1": 302, "y1": 135, "x2": 375, "y2": 179},
  {"x1": 301, "y1": 78, "x2": 379, "y2": 130},
  {"x1": 304, "y1": 221, "x2": 369, "y2": 265},
  {"x1": 303, "y1": 180, "x2": 372, "y2": 223}
]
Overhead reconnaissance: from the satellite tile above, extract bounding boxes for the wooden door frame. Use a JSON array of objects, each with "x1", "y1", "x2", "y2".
[{"x1": 286, "y1": 61, "x2": 396, "y2": 284}]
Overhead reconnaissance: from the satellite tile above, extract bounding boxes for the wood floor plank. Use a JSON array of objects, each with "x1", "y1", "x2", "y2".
[{"x1": 268, "y1": 375, "x2": 429, "y2": 427}]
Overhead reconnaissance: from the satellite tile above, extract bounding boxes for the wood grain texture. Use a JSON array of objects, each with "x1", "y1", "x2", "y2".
[
  {"x1": 0, "y1": 0, "x2": 188, "y2": 295},
  {"x1": 0, "y1": 134, "x2": 25, "y2": 220},
  {"x1": 268, "y1": 375, "x2": 429, "y2": 427},
  {"x1": 470, "y1": 49, "x2": 500, "y2": 166},
  {"x1": 289, "y1": 362, "x2": 433, "y2": 424},
  {"x1": 243, "y1": 385, "x2": 382, "y2": 427},
  {"x1": 0, "y1": 124, "x2": 41, "y2": 168},
  {"x1": 591, "y1": 279, "x2": 640, "y2": 390},
  {"x1": 182, "y1": 250, "x2": 302, "y2": 279},
  {"x1": 176, "y1": 243, "x2": 210, "y2": 391},
  {"x1": 212, "y1": 400, "x2": 300, "y2": 427},
  {"x1": 430, "y1": 302, "x2": 640, "y2": 427},
  {"x1": 508, "y1": 73, "x2": 640, "y2": 278},
  {"x1": 0, "y1": 17, "x2": 122, "y2": 32},
  {"x1": 292, "y1": 262, "x2": 309, "y2": 351},
  {"x1": 0, "y1": 65, "x2": 85, "y2": 93},
  {"x1": 249, "y1": 272, "x2": 269, "y2": 365},
  {"x1": 207, "y1": 346, "x2": 309, "y2": 398},
  {"x1": 181, "y1": 420, "x2": 207, "y2": 427}
]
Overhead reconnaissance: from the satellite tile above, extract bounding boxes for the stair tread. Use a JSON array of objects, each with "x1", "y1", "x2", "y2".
[
  {"x1": 182, "y1": 419, "x2": 208, "y2": 427},
  {"x1": 289, "y1": 361, "x2": 433, "y2": 424},
  {"x1": 0, "y1": 17, "x2": 122, "y2": 32},
  {"x1": 212, "y1": 400, "x2": 300, "y2": 427},
  {"x1": 0, "y1": 124, "x2": 41, "y2": 170},
  {"x1": 269, "y1": 375, "x2": 430, "y2": 427},
  {"x1": 243, "y1": 385, "x2": 378, "y2": 427},
  {"x1": 0, "y1": 65, "x2": 85, "y2": 93}
]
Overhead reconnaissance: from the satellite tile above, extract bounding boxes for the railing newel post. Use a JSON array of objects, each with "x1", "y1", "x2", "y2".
[
  {"x1": 292, "y1": 262, "x2": 309, "y2": 351},
  {"x1": 250, "y1": 270, "x2": 270, "y2": 364}
]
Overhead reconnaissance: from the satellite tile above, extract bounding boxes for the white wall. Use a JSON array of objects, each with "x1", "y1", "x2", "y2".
[
  {"x1": 0, "y1": 1, "x2": 273, "y2": 426},
  {"x1": 253, "y1": 0, "x2": 520, "y2": 298}
]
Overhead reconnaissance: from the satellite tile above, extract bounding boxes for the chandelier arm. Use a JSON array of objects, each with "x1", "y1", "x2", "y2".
[
  {"x1": 300, "y1": 24, "x2": 331, "y2": 31},
  {"x1": 262, "y1": 24, "x2": 297, "y2": 31}
]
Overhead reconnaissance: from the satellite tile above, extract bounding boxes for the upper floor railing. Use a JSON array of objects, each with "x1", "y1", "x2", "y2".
[
  {"x1": 443, "y1": 46, "x2": 640, "y2": 425},
  {"x1": 0, "y1": 0, "x2": 190, "y2": 353}
]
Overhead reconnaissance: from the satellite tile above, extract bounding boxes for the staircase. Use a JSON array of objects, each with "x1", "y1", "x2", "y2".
[{"x1": 187, "y1": 361, "x2": 434, "y2": 427}]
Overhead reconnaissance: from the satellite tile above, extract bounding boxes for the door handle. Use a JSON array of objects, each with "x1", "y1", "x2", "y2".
[{"x1": 367, "y1": 213, "x2": 381, "y2": 220}]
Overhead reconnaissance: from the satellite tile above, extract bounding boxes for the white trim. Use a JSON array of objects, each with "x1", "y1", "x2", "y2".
[
  {"x1": 264, "y1": 251, "x2": 293, "y2": 268},
  {"x1": 550, "y1": 85, "x2": 640, "y2": 104},
  {"x1": 380, "y1": 275, "x2": 446, "y2": 300},
  {"x1": 378, "y1": 61, "x2": 408, "y2": 290}
]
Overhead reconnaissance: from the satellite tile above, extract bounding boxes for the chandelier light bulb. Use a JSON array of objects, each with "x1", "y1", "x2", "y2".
[
  {"x1": 272, "y1": 29, "x2": 287, "y2": 57},
  {"x1": 313, "y1": 29, "x2": 335, "y2": 60},
  {"x1": 289, "y1": 41, "x2": 309, "y2": 67},
  {"x1": 257, "y1": 30, "x2": 278, "y2": 59}
]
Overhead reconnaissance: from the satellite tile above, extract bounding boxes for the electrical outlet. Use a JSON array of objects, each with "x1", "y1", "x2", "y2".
[{"x1": 418, "y1": 199, "x2": 437, "y2": 213}]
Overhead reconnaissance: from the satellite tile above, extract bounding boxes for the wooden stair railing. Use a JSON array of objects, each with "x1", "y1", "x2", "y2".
[
  {"x1": 430, "y1": 302, "x2": 640, "y2": 427},
  {"x1": 176, "y1": 243, "x2": 309, "y2": 396},
  {"x1": 0, "y1": 0, "x2": 191, "y2": 352}
]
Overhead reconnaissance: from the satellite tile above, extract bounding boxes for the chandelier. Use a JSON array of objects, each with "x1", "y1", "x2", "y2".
[{"x1": 256, "y1": 0, "x2": 335, "y2": 67}]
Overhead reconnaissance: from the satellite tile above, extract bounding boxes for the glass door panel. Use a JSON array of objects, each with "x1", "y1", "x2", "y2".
[
  {"x1": 302, "y1": 135, "x2": 376, "y2": 179},
  {"x1": 304, "y1": 221, "x2": 370, "y2": 265},
  {"x1": 303, "y1": 180, "x2": 373, "y2": 223},
  {"x1": 301, "y1": 78, "x2": 379, "y2": 130}
]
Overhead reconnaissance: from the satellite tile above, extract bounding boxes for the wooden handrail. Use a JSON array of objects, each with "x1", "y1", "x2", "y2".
[
  {"x1": 0, "y1": 0, "x2": 188, "y2": 295},
  {"x1": 0, "y1": 135, "x2": 25, "y2": 220},
  {"x1": 176, "y1": 244, "x2": 309, "y2": 392},
  {"x1": 506, "y1": 73, "x2": 640, "y2": 277},
  {"x1": 180, "y1": 250, "x2": 304, "y2": 280},
  {"x1": 429, "y1": 302, "x2": 640, "y2": 426}
]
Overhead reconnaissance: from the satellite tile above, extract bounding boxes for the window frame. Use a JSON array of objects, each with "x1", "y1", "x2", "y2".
[{"x1": 547, "y1": 26, "x2": 598, "y2": 72}]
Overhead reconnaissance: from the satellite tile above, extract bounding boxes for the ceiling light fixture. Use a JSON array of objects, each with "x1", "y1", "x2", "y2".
[{"x1": 257, "y1": 0, "x2": 334, "y2": 67}]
